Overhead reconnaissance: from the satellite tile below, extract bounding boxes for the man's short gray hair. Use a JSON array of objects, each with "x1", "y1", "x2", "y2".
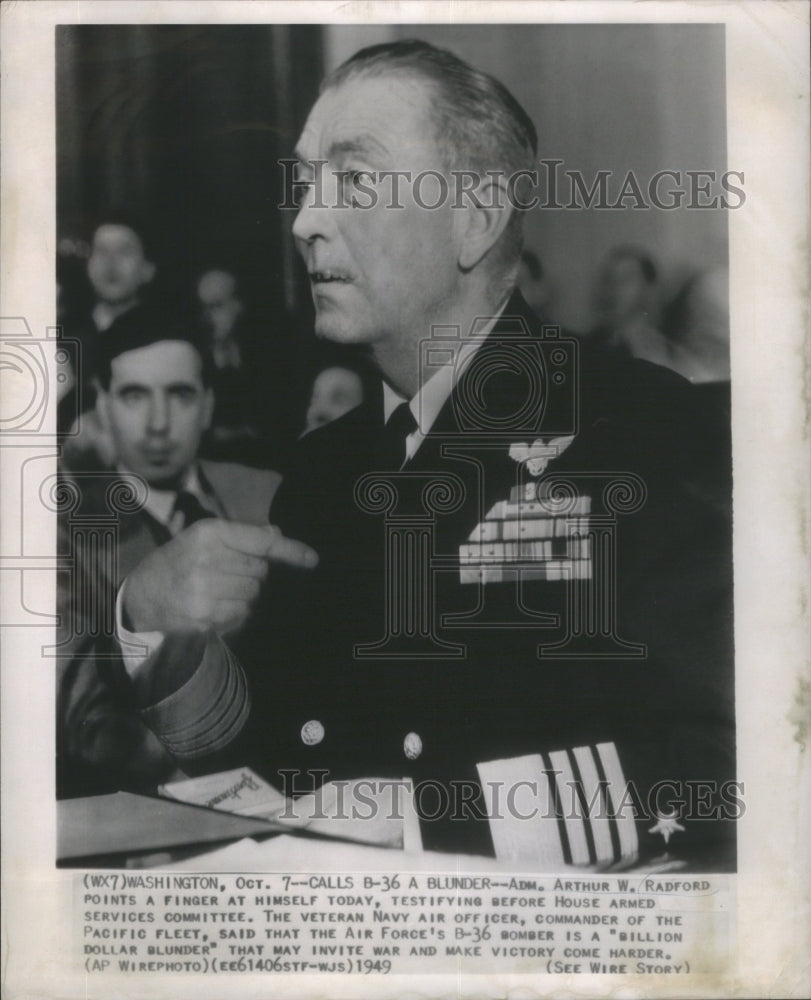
[{"x1": 324, "y1": 40, "x2": 538, "y2": 293}]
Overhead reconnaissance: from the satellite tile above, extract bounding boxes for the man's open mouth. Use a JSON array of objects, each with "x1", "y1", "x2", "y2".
[{"x1": 309, "y1": 271, "x2": 351, "y2": 283}]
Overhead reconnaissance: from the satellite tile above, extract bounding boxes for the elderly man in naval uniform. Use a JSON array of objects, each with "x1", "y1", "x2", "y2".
[{"x1": 116, "y1": 41, "x2": 735, "y2": 868}]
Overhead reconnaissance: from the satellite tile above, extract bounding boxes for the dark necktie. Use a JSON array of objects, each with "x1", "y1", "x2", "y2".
[
  {"x1": 173, "y1": 490, "x2": 216, "y2": 531},
  {"x1": 380, "y1": 401, "x2": 417, "y2": 469}
]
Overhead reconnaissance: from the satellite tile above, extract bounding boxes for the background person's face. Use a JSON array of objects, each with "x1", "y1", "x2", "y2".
[
  {"x1": 87, "y1": 225, "x2": 154, "y2": 306},
  {"x1": 304, "y1": 366, "x2": 364, "y2": 433},
  {"x1": 100, "y1": 340, "x2": 213, "y2": 487},
  {"x1": 197, "y1": 270, "x2": 243, "y2": 341},
  {"x1": 292, "y1": 74, "x2": 461, "y2": 352},
  {"x1": 599, "y1": 257, "x2": 651, "y2": 325}
]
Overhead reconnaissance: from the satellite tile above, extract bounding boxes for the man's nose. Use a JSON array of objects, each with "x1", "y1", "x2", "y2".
[
  {"x1": 146, "y1": 393, "x2": 170, "y2": 433},
  {"x1": 292, "y1": 171, "x2": 337, "y2": 244}
]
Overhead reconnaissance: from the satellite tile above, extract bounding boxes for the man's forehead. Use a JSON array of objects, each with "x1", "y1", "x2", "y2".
[
  {"x1": 93, "y1": 224, "x2": 143, "y2": 250},
  {"x1": 296, "y1": 73, "x2": 437, "y2": 160},
  {"x1": 111, "y1": 340, "x2": 202, "y2": 383}
]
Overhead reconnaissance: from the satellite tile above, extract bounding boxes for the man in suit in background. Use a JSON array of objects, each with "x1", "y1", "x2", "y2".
[
  {"x1": 111, "y1": 42, "x2": 734, "y2": 867},
  {"x1": 57, "y1": 305, "x2": 315, "y2": 796},
  {"x1": 61, "y1": 216, "x2": 157, "y2": 411}
]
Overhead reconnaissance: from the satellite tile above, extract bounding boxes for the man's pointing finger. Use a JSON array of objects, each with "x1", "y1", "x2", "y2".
[
  {"x1": 265, "y1": 524, "x2": 319, "y2": 569},
  {"x1": 208, "y1": 522, "x2": 319, "y2": 569}
]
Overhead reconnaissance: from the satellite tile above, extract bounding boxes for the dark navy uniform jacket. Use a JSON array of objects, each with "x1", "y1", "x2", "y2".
[{"x1": 224, "y1": 292, "x2": 735, "y2": 866}]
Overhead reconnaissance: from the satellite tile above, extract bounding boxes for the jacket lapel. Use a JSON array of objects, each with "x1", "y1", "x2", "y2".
[
  {"x1": 404, "y1": 292, "x2": 551, "y2": 542},
  {"x1": 114, "y1": 510, "x2": 170, "y2": 584}
]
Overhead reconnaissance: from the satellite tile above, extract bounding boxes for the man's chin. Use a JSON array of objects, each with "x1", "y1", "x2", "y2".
[
  {"x1": 314, "y1": 321, "x2": 352, "y2": 344},
  {"x1": 314, "y1": 313, "x2": 372, "y2": 346},
  {"x1": 144, "y1": 473, "x2": 184, "y2": 491},
  {"x1": 135, "y1": 463, "x2": 185, "y2": 491}
]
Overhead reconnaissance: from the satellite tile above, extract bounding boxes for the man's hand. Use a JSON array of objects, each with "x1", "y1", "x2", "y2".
[{"x1": 123, "y1": 521, "x2": 318, "y2": 635}]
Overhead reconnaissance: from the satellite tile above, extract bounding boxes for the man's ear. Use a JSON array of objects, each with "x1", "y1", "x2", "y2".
[
  {"x1": 201, "y1": 387, "x2": 215, "y2": 430},
  {"x1": 457, "y1": 175, "x2": 514, "y2": 270}
]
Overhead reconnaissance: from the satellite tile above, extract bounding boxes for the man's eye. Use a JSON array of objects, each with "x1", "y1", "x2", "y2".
[
  {"x1": 292, "y1": 179, "x2": 314, "y2": 208},
  {"x1": 343, "y1": 170, "x2": 370, "y2": 188},
  {"x1": 340, "y1": 170, "x2": 374, "y2": 206},
  {"x1": 119, "y1": 388, "x2": 147, "y2": 405},
  {"x1": 170, "y1": 387, "x2": 197, "y2": 403}
]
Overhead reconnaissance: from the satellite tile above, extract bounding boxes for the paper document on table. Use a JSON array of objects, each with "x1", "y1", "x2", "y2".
[
  {"x1": 159, "y1": 768, "x2": 288, "y2": 819},
  {"x1": 160, "y1": 768, "x2": 421, "y2": 850}
]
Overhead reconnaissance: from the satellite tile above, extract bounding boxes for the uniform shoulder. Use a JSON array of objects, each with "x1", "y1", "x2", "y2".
[{"x1": 578, "y1": 346, "x2": 695, "y2": 427}]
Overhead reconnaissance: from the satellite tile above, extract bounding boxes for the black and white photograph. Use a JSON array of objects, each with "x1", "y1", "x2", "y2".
[{"x1": 1, "y1": 2, "x2": 809, "y2": 998}]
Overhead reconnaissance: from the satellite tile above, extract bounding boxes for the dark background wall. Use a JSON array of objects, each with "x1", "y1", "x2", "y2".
[{"x1": 57, "y1": 24, "x2": 322, "y2": 315}]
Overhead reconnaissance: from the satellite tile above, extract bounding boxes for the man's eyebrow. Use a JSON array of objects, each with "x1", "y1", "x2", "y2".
[
  {"x1": 114, "y1": 381, "x2": 198, "y2": 393},
  {"x1": 326, "y1": 136, "x2": 388, "y2": 160},
  {"x1": 293, "y1": 135, "x2": 389, "y2": 165},
  {"x1": 114, "y1": 381, "x2": 149, "y2": 394}
]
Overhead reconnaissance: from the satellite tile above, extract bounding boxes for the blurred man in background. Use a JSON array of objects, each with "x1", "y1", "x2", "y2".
[
  {"x1": 197, "y1": 269, "x2": 245, "y2": 355},
  {"x1": 664, "y1": 268, "x2": 730, "y2": 386},
  {"x1": 195, "y1": 267, "x2": 256, "y2": 459},
  {"x1": 302, "y1": 364, "x2": 364, "y2": 435},
  {"x1": 87, "y1": 220, "x2": 157, "y2": 333},
  {"x1": 592, "y1": 245, "x2": 670, "y2": 367},
  {"x1": 662, "y1": 267, "x2": 732, "y2": 514},
  {"x1": 194, "y1": 266, "x2": 312, "y2": 468},
  {"x1": 59, "y1": 215, "x2": 158, "y2": 462},
  {"x1": 56, "y1": 305, "x2": 303, "y2": 796}
]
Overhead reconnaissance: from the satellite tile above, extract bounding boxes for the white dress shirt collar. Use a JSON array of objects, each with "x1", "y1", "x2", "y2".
[
  {"x1": 117, "y1": 464, "x2": 214, "y2": 533},
  {"x1": 382, "y1": 303, "x2": 507, "y2": 463}
]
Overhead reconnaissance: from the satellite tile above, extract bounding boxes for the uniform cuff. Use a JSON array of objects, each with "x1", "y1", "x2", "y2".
[{"x1": 137, "y1": 635, "x2": 250, "y2": 759}]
